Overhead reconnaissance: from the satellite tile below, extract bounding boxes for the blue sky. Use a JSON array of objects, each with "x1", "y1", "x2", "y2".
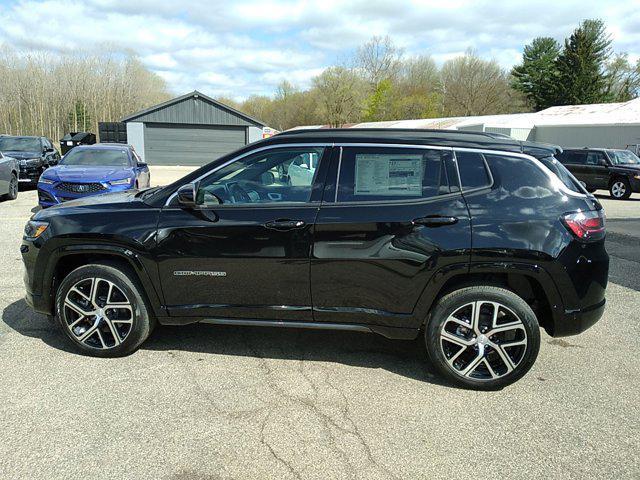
[{"x1": 0, "y1": 0, "x2": 639, "y2": 100}]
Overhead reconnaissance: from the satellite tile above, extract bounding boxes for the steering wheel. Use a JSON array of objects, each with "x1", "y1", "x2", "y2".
[{"x1": 228, "y1": 182, "x2": 253, "y2": 204}]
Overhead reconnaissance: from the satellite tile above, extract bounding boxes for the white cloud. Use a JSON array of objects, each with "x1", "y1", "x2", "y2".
[{"x1": 0, "y1": 0, "x2": 638, "y2": 99}]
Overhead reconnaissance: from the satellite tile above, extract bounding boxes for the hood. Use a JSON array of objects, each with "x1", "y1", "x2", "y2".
[
  {"x1": 3, "y1": 151, "x2": 42, "y2": 160},
  {"x1": 43, "y1": 165, "x2": 135, "y2": 183},
  {"x1": 35, "y1": 189, "x2": 142, "y2": 218}
]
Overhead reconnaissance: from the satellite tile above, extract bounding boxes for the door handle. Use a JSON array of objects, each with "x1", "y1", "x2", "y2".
[
  {"x1": 264, "y1": 219, "x2": 306, "y2": 230},
  {"x1": 412, "y1": 216, "x2": 458, "y2": 227}
]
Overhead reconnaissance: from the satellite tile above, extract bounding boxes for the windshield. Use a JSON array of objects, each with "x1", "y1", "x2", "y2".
[
  {"x1": 0, "y1": 137, "x2": 41, "y2": 152},
  {"x1": 608, "y1": 150, "x2": 640, "y2": 165},
  {"x1": 61, "y1": 148, "x2": 131, "y2": 167}
]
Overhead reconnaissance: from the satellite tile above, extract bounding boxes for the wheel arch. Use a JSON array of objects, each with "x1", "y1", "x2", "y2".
[
  {"x1": 414, "y1": 262, "x2": 564, "y2": 335},
  {"x1": 45, "y1": 246, "x2": 164, "y2": 318}
]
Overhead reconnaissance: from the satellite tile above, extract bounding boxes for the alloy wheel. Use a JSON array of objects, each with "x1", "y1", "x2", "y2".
[
  {"x1": 10, "y1": 177, "x2": 18, "y2": 198},
  {"x1": 439, "y1": 301, "x2": 528, "y2": 381},
  {"x1": 63, "y1": 277, "x2": 134, "y2": 349},
  {"x1": 611, "y1": 181, "x2": 626, "y2": 198}
]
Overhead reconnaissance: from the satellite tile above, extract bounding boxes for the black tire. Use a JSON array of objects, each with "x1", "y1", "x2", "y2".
[
  {"x1": 1, "y1": 173, "x2": 18, "y2": 201},
  {"x1": 55, "y1": 262, "x2": 155, "y2": 357},
  {"x1": 609, "y1": 177, "x2": 632, "y2": 199},
  {"x1": 425, "y1": 286, "x2": 540, "y2": 390}
]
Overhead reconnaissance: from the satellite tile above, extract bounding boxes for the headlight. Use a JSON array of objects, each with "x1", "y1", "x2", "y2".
[
  {"x1": 634, "y1": 174, "x2": 640, "y2": 180},
  {"x1": 26, "y1": 158, "x2": 42, "y2": 165},
  {"x1": 109, "y1": 178, "x2": 132, "y2": 185},
  {"x1": 24, "y1": 220, "x2": 49, "y2": 239},
  {"x1": 39, "y1": 178, "x2": 55, "y2": 185}
]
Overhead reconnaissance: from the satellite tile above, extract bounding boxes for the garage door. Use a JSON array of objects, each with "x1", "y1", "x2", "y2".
[{"x1": 144, "y1": 124, "x2": 247, "y2": 166}]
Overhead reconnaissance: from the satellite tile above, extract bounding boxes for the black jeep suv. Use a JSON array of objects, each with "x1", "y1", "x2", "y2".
[
  {"x1": 556, "y1": 147, "x2": 640, "y2": 199},
  {"x1": 21, "y1": 129, "x2": 609, "y2": 390},
  {"x1": 0, "y1": 135, "x2": 60, "y2": 185}
]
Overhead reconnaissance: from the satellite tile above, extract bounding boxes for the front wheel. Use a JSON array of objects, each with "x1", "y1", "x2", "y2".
[
  {"x1": 610, "y1": 178, "x2": 632, "y2": 199},
  {"x1": 55, "y1": 262, "x2": 154, "y2": 357},
  {"x1": 425, "y1": 286, "x2": 540, "y2": 390},
  {"x1": 1, "y1": 174, "x2": 18, "y2": 201}
]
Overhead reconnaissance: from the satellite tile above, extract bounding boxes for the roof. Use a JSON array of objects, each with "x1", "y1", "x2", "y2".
[
  {"x1": 121, "y1": 91, "x2": 266, "y2": 127},
  {"x1": 271, "y1": 128, "x2": 560, "y2": 158}
]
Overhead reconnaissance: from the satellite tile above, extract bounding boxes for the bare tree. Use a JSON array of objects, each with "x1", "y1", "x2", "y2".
[
  {"x1": 356, "y1": 35, "x2": 403, "y2": 86},
  {"x1": 441, "y1": 50, "x2": 518, "y2": 116}
]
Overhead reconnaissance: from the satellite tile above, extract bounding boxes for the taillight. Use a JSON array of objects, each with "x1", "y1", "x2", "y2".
[{"x1": 562, "y1": 210, "x2": 605, "y2": 241}]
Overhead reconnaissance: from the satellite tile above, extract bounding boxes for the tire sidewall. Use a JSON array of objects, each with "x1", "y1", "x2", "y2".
[
  {"x1": 55, "y1": 263, "x2": 152, "y2": 357},
  {"x1": 425, "y1": 286, "x2": 541, "y2": 390}
]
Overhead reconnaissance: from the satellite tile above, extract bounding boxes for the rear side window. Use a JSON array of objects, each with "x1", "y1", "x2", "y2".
[
  {"x1": 539, "y1": 156, "x2": 586, "y2": 194},
  {"x1": 455, "y1": 151, "x2": 492, "y2": 190},
  {"x1": 560, "y1": 151, "x2": 587, "y2": 165},
  {"x1": 336, "y1": 147, "x2": 452, "y2": 202}
]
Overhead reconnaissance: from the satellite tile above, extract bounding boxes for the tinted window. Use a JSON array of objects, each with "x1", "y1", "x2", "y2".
[
  {"x1": 539, "y1": 156, "x2": 585, "y2": 193},
  {"x1": 455, "y1": 151, "x2": 492, "y2": 190},
  {"x1": 336, "y1": 147, "x2": 452, "y2": 202},
  {"x1": 586, "y1": 151, "x2": 606, "y2": 165},
  {"x1": 560, "y1": 151, "x2": 587, "y2": 165},
  {"x1": 197, "y1": 147, "x2": 324, "y2": 206}
]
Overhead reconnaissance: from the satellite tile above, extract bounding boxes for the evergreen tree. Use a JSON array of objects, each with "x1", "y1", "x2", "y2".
[
  {"x1": 555, "y1": 19, "x2": 612, "y2": 105},
  {"x1": 511, "y1": 37, "x2": 561, "y2": 111}
]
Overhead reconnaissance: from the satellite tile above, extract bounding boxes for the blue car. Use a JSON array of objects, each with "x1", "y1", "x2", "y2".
[{"x1": 37, "y1": 144, "x2": 150, "y2": 208}]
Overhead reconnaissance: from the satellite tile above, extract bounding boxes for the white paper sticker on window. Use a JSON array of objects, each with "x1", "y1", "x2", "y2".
[{"x1": 354, "y1": 154, "x2": 424, "y2": 196}]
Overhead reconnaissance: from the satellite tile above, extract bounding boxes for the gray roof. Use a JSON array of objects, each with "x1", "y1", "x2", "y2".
[{"x1": 121, "y1": 91, "x2": 265, "y2": 127}]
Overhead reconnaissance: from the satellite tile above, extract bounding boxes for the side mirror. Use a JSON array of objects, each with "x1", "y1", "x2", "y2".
[
  {"x1": 599, "y1": 159, "x2": 608, "y2": 166},
  {"x1": 177, "y1": 183, "x2": 197, "y2": 208},
  {"x1": 137, "y1": 162, "x2": 147, "y2": 168}
]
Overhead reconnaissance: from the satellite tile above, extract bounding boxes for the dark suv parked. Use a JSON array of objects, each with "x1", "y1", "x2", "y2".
[
  {"x1": 556, "y1": 147, "x2": 640, "y2": 199},
  {"x1": 21, "y1": 130, "x2": 608, "y2": 390},
  {"x1": 0, "y1": 135, "x2": 60, "y2": 185}
]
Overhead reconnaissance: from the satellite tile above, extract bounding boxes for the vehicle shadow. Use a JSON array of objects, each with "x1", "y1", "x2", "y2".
[
  {"x1": 2, "y1": 298, "x2": 453, "y2": 387},
  {"x1": 595, "y1": 193, "x2": 640, "y2": 202}
]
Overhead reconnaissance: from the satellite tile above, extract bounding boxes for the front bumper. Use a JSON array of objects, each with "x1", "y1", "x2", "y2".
[{"x1": 19, "y1": 165, "x2": 44, "y2": 184}]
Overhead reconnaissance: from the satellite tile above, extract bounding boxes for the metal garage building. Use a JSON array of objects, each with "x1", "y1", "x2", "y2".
[{"x1": 122, "y1": 91, "x2": 266, "y2": 166}]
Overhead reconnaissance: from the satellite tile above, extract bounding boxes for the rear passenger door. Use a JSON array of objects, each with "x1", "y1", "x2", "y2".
[
  {"x1": 310, "y1": 145, "x2": 471, "y2": 328},
  {"x1": 585, "y1": 151, "x2": 609, "y2": 188}
]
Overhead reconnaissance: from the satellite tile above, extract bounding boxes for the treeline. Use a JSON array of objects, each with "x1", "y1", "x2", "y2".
[
  {"x1": 225, "y1": 20, "x2": 640, "y2": 130},
  {"x1": 221, "y1": 36, "x2": 525, "y2": 130},
  {"x1": 0, "y1": 46, "x2": 170, "y2": 141},
  {"x1": 511, "y1": 19, "x2": 640, "y2": 111}
]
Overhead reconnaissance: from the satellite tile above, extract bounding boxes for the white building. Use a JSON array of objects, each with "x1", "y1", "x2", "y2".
[{"x1": 294, "y1": 98, "x2": 640, "y2": 150}]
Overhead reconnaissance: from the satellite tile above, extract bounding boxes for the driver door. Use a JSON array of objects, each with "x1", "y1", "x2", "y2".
[{"x1": 156, "y1": 145, "x2": 331, "y2": 321}]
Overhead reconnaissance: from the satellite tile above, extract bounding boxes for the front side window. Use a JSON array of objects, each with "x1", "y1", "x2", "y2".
[
  {"x1": 335, "y1": 147, "x2": 452, "y2": 202},
  {"x1": 196, "y1": 147, "x2": 324, "y2": 207},
  {"x1": 586, "y1": 151, "x2": 606, "y2": 165}
]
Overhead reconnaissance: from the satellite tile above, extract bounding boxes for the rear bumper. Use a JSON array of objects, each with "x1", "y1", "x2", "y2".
[{"x1": 552, "y1": 299, "x2": 606, "y2": 337}]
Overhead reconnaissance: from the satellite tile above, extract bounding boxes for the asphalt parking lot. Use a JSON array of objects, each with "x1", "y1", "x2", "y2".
[{"x1": 1, "y1": 173, "x2": 639, "y2": 479}]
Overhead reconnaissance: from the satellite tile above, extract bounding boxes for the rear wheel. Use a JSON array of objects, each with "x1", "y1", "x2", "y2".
[
  {"x1": 425, "y1": 286, "x2": 540, "y2": 390},
  {"x1": 610, "y1": 178, "x2": 631, "y2": 199},
  {"x1": 55, "y1": 263, "x2": 154, "y2": 357}
]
